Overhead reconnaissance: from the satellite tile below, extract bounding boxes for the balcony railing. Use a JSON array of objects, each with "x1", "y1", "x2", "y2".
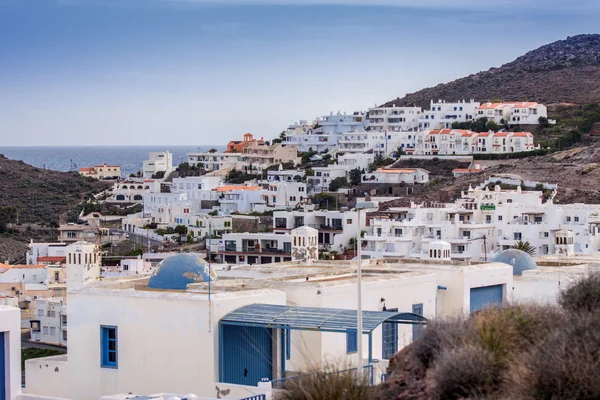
[{"x1": 218, "y1": 246, "x2": 291, "y2": 254}]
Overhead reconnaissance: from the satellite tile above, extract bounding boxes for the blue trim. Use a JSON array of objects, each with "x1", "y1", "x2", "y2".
[
  {"x1": 346, "y1": 329, "x2": 357, "y2": 354},
  {"x1": 218, "y1": 323, "x2": 223, "y2": 382},
  {"x1": 285, "y1": 328, "x2": 291, "y2": 360},
  {"x1": 100, "y1": 326, "x2": 118, "y2": 369},
  {"x1": 368, "y1": 333, "x2": 373, "y2": 363},
  {"x1": 0, "y1": 332, "x2": 5, "y2": 400},
  {"x1": 437, "y1": 285, "x2": 447, "y2": 290}
]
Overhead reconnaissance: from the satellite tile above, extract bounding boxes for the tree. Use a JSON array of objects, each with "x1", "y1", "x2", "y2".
[
  {"x1": 174, "y1": 225, "x2": 188, "y2": 235},
  {"x1": 279, "y1": 131, "x2": 286, "y2": 141},
  {"x1": 512, "y1": 240, "x2": 536, "y2": 256},
  {"x1": 329, "y1": 177, "x2": 348, "y2": 192},
  {"x1": 396, "y1": 146, "x2": 406, "y2": 157},
  {"x1": 538, "y1": 116, "x2": 550, "y2": 128},
  {"x1": 486, "y1": 120, "x2": 499, "y2": 131},
  {"x1": 349, "y1": 168, "x2": 362, "y2": 186},
  {"x1": 208, "y1": 148, "x2": 217, "y2": 153},
  {"x1": 0, "y1": 206, "x2": 16, "y2": 233}
]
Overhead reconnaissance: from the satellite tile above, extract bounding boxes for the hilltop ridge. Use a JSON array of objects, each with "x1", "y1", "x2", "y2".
[{"x1": 383, "y1": 34, "x2": 600, "y2": 108}]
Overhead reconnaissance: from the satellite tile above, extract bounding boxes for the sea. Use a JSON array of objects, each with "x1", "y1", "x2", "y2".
[{"x1": 0, "y1": 145, "x2": 225, "y2": 177}]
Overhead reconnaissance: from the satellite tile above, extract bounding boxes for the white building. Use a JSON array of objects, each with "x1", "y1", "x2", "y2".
[
  {"x1": 367, "y1": 106, "x2": 421, "y2": 133},
  {"x1": 173, "y1": 214, "x2": 233, "y2": 239},
  {"x1": 308, "y1": 166, "x2": 348, "y2": 194},
  {"x1": 477, "y1": 102, "x2": 548, "y2": 125},
  {"x1": 0, "y1": 305, "x2": 21, "y2": 400},
  {"x1": 361, "y1": 168, "x2": 430, "y2": 185},
  {"x1": 186, "y1": 151, "x2": 240, "y2": 173},
  {"x1": 217, "y1": 232, "x2": 293, "y2": 265},
  {"x1": 143, "y1": 150, "x2": 173, "y2": 179},
  {"x1": 337, "y1": 153, "x2": 375, "y2": 172},
  {"x1": 419, "y1": 99, "x2": 480, "y2": 130},
  {"x1": 109, "y1": 179, "x2": 161, "y2": 203},
  {"x1": 30, "y1": 297, "x2": 67, "y2": 347},
  {"x1": 170, "y1": 176, "x2": 223, "y2": 201},
  {"x1": 284, "y1": 112, "x2": 367, "y2": 153},
  {"x1": 266, "y1": 169, "x2": 305, "y2": 183},
  {"x1": 26, "y1": 242, "x2": 68, "y2": 265}
]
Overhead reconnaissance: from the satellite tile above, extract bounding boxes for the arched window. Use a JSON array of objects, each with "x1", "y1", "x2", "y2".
[
  {"x1": 116, "y1": 195, "x2": 125, "y2": 201},
  {"x1": 122, "y1": 185, "x2": 128, "y2": 189},
  {"x1": 133, "y1": 195, "x2": 143, "y2": 201}
]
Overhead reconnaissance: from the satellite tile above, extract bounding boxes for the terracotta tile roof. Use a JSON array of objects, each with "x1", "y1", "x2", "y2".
[
  {"x1": 477, "y1": 132, "x2": 491, "y2": 137},
  {"x1": 214, "y1": 185, "x2": 262, "y2": 192},
  {"x1": 513, "y1": 132, "x2": 531, "y2": 137},
  {"x1": 0, "y1": 263, "x2": 46, "y2": 271},
  {"x1": 79, "y1": 167, "x2": 94, "y2": 172},
  {"x1": 494, "y1": 132, "x2": 509, "y2": 137},
  {"x1": 507, "y1": 102, "x2": 539, "y2": 108},
  {"x1": 478, "y1": 103, "x2": 511, "y2": 110}
]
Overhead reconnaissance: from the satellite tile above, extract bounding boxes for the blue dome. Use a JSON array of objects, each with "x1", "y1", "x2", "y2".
[
  {"x1": 148, "y1": 253, "x2": 216, "y2": 290},
  {"x1": 492, "y1": 249, "x2": 537, "y2": 275}
]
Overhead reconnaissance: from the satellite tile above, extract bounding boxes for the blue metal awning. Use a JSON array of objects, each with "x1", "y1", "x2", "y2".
[{"x1": 219, "y1": 303, "x2": 427, "y2": 334}]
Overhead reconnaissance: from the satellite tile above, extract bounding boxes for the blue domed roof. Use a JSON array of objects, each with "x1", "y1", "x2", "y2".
[
  {"x1": 148, "y1": 253, "x2": 216, "y2": 290},
  {"x1": 492, "y1": 249, "x2": 537, "y2": 275}
]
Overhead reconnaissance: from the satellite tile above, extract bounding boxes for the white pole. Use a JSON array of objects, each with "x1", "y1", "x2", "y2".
[{"x1": 356, "y1": 208, "x2": 363, "y2": 370}]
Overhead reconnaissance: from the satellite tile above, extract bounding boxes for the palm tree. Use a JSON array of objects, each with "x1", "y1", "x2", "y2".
[{"x1": 512, "y1": 240, "x2": 536, "y2": 256}]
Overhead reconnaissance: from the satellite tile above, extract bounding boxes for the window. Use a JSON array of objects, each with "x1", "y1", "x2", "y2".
[
  {"x1": 346, "y1": 329, "x2": 357, "y2": 353},
  {"x1": 575, "y1": 216, "x2": 579, "y2": 222},
  {"x1": 544, "y1": 232, "x2": 549, "y2": 238},
  {"x1": 101, "y1": 326, "x2": 118, "y2": 368},
  {"x1": 43, "y1": 326, "x2": 48, "y2": 335},
  {"x1": 38, "y1": 309, "x2": 44, "y2": 317},
  {"x1": 395, "y1": 228, "x2": 403, "y2": 237},
  {"x1": 514, "y1": 232, "x2": 522, "y2": 240},
  {"x1": 50, "y1": 327, "x2": 56, "y2": 336},
  {"x1": 486, "y1": 215, "x2": 492, "y2": 223},
  {"x1": 346, "y1": 219, "x2": 352, "y2": 224},
  {"x1": 507, "y1": 199, "x2": 513, "y2": 204},
  {"x1": 498, "y1": 215, "x2": 503, "y2": 221},
  {"x1": 63, "y1": 330, "x2": 67, "y2": 341},
  {"x1": 123, "y1": 264, "x2": 129, "y2": 271},
  {"x1": 566, "y1": 216, "x2": 571, "y2": 222},
  {"x1": 48, "y1": 310, "x2": 56, "y2": 318}
]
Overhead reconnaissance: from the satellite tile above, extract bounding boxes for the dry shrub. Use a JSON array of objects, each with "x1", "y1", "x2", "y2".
[
  {"x1": 410, "y1": 317, "x2": 476, "y2": 369},
  {"x1": 508, "y1": 312, "x2": 600, "y2": 399},
  {"x1": 427, "y1": 345, "x2": 496, "y2": 400},
  {"x1": 277, "y1": 362, "x2": 370, "y2": 400},
  {"x1": 559, "y1": 272, "x2": 600, "y2": 313}
]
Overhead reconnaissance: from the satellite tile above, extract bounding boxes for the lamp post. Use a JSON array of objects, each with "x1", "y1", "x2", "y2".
[{"x1": 355, "y1": 201, "x2": 377, "y2": 370}]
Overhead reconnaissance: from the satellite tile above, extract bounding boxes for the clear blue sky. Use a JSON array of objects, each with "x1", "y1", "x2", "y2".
[{"x1": 0, "y1": 0, "x2": 598, "y2": 146}]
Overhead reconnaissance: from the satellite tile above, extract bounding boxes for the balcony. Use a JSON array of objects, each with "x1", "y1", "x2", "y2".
[{"x1": 218, "y1": 246, "x2": 291, "y2": 255}]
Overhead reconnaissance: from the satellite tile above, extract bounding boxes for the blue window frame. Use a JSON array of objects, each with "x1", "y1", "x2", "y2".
[
  {"x1": 346, "y1": 329, "x2": 357, "y2": 353},
  {"x1": 285, "y1": 329, "x2": 291, "y2": 360},
  {"x1": 101, "y1": 326, "x2": 118, "y2": 368},
  {"x1": 460, "y1": 106, "x2": 463, "y2": 111}
]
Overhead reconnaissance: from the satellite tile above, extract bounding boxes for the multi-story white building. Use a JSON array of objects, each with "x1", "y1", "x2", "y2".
[
  {"x1": 338, "y1": 131, "x2": 388, "y2": 154},
  {"x1": 170, "y1": 176, "x2": 223, "y2": 201},
  {"x1": 363, "y1": 181, "x2": 600, "y2": 261},
  {"x1": 258, "y1": 180, "x2": 307, "y2": 208},
  {"x1": 419, "y1": 100, "x2": 480, "y2": 130},
  {"x1": 27, "y1": 242, "x2": 68, "y2": 265},
  {"x1": 308, "y1": 166, "x2": 348, "y2": 194},
  {"x1": 143, "y1": 192, "x2": 194, "y2": 224},
  {"x1": 284, "y1": 112, "x2": 367, "y2": 153},
  {"x1": 411, "y1": 129, "x2": 537, "y2": 156},
  {"x1": 362, "y1": 168, "x2": 430, "y2": 185},
  {"x1": 109, "y1": 179, "x2": 161, "y2": 203},
  {"x1": 477, "y1": 102, "x2": 548, "y2": 125},
  {"x1": 30, "y1": 297, "x2": 67, "y2": 347},
  {"x1": 217, "y1": 232, "x2": 293, "y2": 265},
  {"x1": 186, "y1": 151, "x2": 240, "y2": 172},
  {"x1": 337, "y1": 153, "x2": 375, "y2": 172},
  {"x1": 143, "y1": 150, "x2": 173, "y2": 179},
  {"x1": 266, "y1": 169, "x2": 305, "y2": 182},
  {"x1": 367, "y1": 106, "x2": 421, "y2": 133},
  {"x1": 272, "y1": 206, "x2": 374, "y2": 252},
  {"x1": 214, "y1": 185, "x2": 266, "y2": 214}
]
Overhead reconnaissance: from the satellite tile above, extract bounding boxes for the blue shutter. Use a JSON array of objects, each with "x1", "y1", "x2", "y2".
[
  {"x1": 382, "y1": 307, "x2": 399, "y2": 359},
  {"x1": 101, "y1": 326, "x2": 118, "y2": 368},
  {"x1": 0, "y1": 332, "x2": 5, "y2": 400},
  {"x1": 346, "y1": 329, "x2": 357, "y2": 353}
]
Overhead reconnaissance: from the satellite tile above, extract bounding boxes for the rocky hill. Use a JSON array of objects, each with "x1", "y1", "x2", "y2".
[
  {"x1": 0, "y1": 155, "x2": 110, "y2": 227},
  {"x1": 383, "y1": 34, "x2": 600, "y2": 108}
]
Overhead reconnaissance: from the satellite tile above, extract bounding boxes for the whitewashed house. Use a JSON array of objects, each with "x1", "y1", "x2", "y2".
[
  {"x1": 362, "y1": 168, "x2": 430, "y2": 185},
  {"x1": 30, "y1": 297, "x2": 67, "y2": 347},
  {"x1": 308, "y1": 166, "x2": 348, "y2": 194},
  {"x1": 368, "y1": 105, "x2": 421, "y2": 132},
  {"x1": 143, "y1": 150, "x2": 173, "y2": 179},
  {"x1": 110, "y1": 179, "x2": 161, "y2": 203},
  {"x1": 419, "y1": 99, "x2": 480, "y2": 130}
]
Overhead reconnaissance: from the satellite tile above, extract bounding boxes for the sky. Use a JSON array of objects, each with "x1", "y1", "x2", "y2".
[{"x1": 0, "y1": 0, "x2": 599, "y2": 146}]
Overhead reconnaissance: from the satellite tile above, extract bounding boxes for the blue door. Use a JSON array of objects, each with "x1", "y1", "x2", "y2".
[
  {"x1": 470, "y1": 285, "x2": 503, "y2": 313},
  {"x1": 222, "y1": 326, "x2": 273, "y2": 385},
  {"x1": 382, "y1": 323, "x2": 398, "y2": 359},
  {"x1": 412, "y1": 304, "x2": 424, "y2": 342},
  {"x1": 0, "y1": 332, "x2": 5, "y2": 400}
]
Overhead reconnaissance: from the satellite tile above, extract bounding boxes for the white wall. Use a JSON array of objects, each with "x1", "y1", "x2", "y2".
[
  {"x1": 24, "y1": 355, "x2": 69, "y2": 399},
  {"x1": 65, "y1": 287, "x2": 285, "y2": 400},
  {"x1": 0, "y1": 305, "x2": 21, "y2": 400}
]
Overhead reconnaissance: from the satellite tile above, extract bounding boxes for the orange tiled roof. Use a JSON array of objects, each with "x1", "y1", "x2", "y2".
[
  {"x1": 512, "y1": 132, "x2": 531, "y2": 137},
  {"x1": 494, "y1": 132, "x2": 509, "y2": 137},
  {"x1": 214, "y1": 185, "x2": 261, "y2": 192},
  {"x1": 79, "y1": 167, "x2": 94, "y2": 172},
  {"x1": 0, "y1": 263, "x2": 46, "y2": 271}
]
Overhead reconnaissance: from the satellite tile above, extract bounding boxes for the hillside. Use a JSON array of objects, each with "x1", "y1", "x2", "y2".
[
  {"x1": 383, "y1": 34, "x2": 600, "y2": 108},
  {"x1": 0, "y1": 154, "x2": 110, "y2": 228}
]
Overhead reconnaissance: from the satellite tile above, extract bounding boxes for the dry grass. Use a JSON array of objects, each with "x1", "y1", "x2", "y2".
[{"x1": 559, "y1": 272, "x2": 600, "y2": 313}]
